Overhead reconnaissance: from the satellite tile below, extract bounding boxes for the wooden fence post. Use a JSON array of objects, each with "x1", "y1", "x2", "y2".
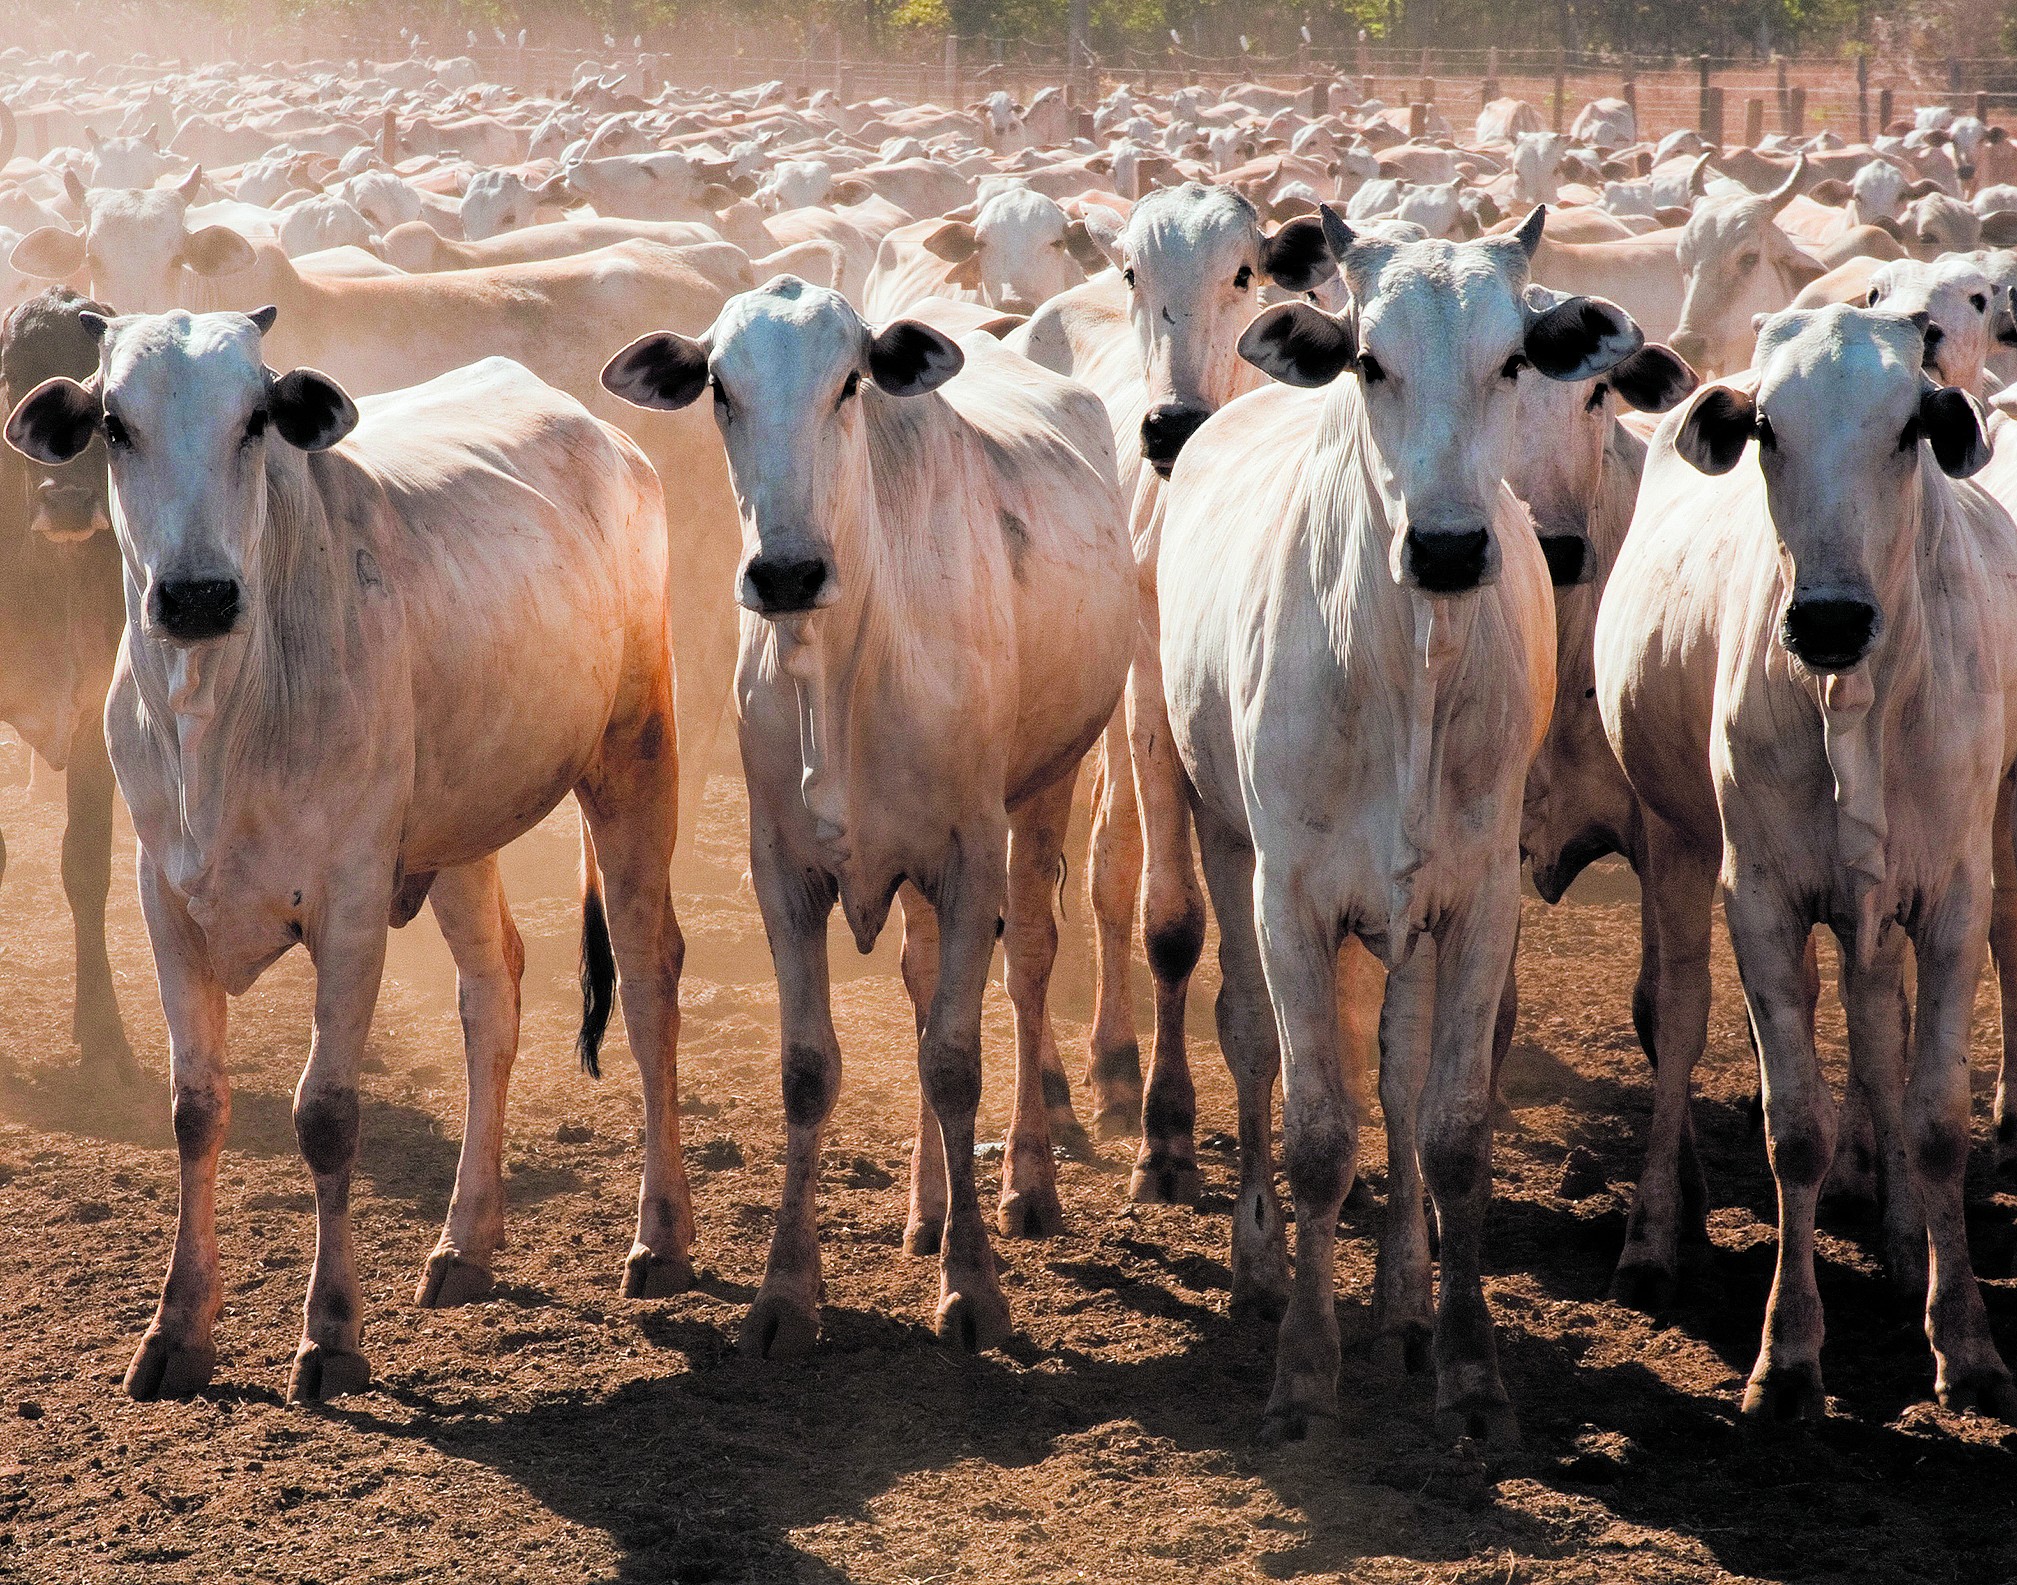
[
  {"x1": 1409, "y1": 101, "x2": 1427, "y2": 139},
  {"x1": 1775, "y1": 57, "x2": 1789, "y2": 127},
  {"x1": 1977, "y1": 90, "x2": 1990, "y2": 123},
  {"x1": 1697, "y1": 54, "x2": 1712, "y2": 140},
  {"x1": 1857, "y1": 53, "x2": 1869, "y2": 143},
  {"x1": 1744, "y1": 96, "x2": 1763, "y2": 146},
  {"x1": 1483, "y1": 46, "x2": 1498, "y2": 109},
  {"x1": 1705, "y1": 86, "x2": 1724, "y2": 150},
  {"x1": 1420, "y1": 75, "x2": 1435, "y2": 108},
  {"x1": 1948, "y1": 58, "x2": 1962, "y2": 96},
  {"x1": 1879, "y1": 85, "x2": 1894, "y2": 132},
  {"x1": 1788, "y1": 85, "x2": 1805, "y2": 137},
  {"x1": 945, "y1": 35, "x2": 958, "y2": 106},
  {"x1": 1622, "y1": 57, "x2": 1636, "y2": 126},
  {"x1": 1553, "y1": 47, "x2": 1566, "y2": 133}
]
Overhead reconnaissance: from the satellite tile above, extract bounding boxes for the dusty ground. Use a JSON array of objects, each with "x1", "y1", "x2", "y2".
[{"x1": 0, "y1": 728, "x2": 2013, "y2": 1585}]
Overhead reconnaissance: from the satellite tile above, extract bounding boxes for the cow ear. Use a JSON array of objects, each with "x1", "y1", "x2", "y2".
[
  {"x1": 1807, "y1": 177, "x2": 1852, "y2": 205},
  {"x1": 868, "y1": 319, "x2": 964, "y2": 396},
  {"x1": 1777, "y1": 243, "x2": 1831, "y2": 289},
  {"x1": 1237, "y1": 301, "x2": 1356, "y2": 387},
  {"x1": 1525, "y1": 292, "x2": 1643, "y2": 380},
  {"x1": 920, "y1": 218, "x2": 978, "y2": 264},
  {"x1": 63, "y1": 168, "x2": 88, "y2": 208},
  {"x1": 1608, "y1": 342, "x2": 1699, "y2": 413},
  {"x1": 268, "y1": 367, "x2": 358, "y2": 451},
  {"x1": 1260, "y1": 213, "x2": 1333, "y2": 292},
  {"x1": 1994, "y1": 287, "x2": 2017, "y2": 348},
  {"x1": 601, "y1": 331, "x2": 709, "y2": 410},
  {"x1": 1919, "y1": 383, "x2": 1991, "y2": 478},
  {"x1": 11, "y1": 226, "x2": 86, "y2": 280},
  {"x1": 1979, "y1": 209, "x2": 2017, "y2": 246},
  {"x1": 182, "y1": 225, "x2": 255, "y2": 277},
  {"x1": 178, "y1": 165, "x2": 203, "y2": 203},
  {"x1": 1674, "y1": 383, "x2": 1757, "y2": 475},
  {"x1": 1061, "y1": 218, "x2": 1107, "y2": 271},
  {"x1": 6, "y1": 376, "x2": 100, "y2": 465}
]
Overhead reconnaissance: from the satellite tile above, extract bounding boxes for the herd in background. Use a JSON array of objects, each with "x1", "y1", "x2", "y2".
[{"x1": 4, "y1": 39, "x2": 2017, "y2": 1446}]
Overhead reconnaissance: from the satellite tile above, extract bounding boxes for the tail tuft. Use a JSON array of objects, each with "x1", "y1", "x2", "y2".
[{"x1": 577, "y1": 879, "x2": 615, "y2": 1080}]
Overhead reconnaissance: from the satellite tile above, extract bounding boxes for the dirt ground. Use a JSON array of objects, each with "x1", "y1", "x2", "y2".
[{"x1": 0, "y1": 725, "x2": 2013, "y2": 1585}]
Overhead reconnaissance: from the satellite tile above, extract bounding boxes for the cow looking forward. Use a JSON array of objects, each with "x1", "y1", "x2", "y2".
[{"x1": 7, "y1": 313, "x2": 693, "y2": 1401}]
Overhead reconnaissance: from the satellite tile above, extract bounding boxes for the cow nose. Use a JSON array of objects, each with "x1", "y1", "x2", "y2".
[
  {"x1": 1782, "y1": 596, "x2": 1881, "y2": 671},
  {"x1": 1404, "y1": 525, "x2": 1494, "y2": 594},
  {"x1": 31, "y1": 481, "x2": 106, "y2": 541},
  {"x1": 1140, "y1": 404, "x2": 1211, "y2": 476},
  {"x1": 151, "y1": 578, "x2": 241, "y2": 642},
  {"x1": 744, "y1": 554, "x2": 831, "y2": 615},
  {"x1": 1537, "y1": 533, "x2": 1592, "y2": 586}
]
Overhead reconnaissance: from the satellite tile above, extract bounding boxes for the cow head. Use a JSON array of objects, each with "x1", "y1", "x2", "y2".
[
  {"x1": 1864, "y1": 255, "x2": 2008, "y2": 395},
  {"x1": 458, "y1": 169, "x2": 544, "y2": 242},
  {"x1": 1673, "y1": 304, "x2": 1989, "y2": 674},
  {"x1": 0, "y1": 288, "x2": 115, "y2": 541},
  {"x1": 1238, "y1": 205, "x2": 1645, "y2": 596},
  {"x1": 1671, "y1": 155, "x2": 1826, "y2": 377},
  {"x1": 4, "y1": 306, "x2": 357, "y2": 645},
  {"x1": 1084, "y1": 181, "x2": 1335, "y2": 477},
  {"x1": 920, "y1": 187, "x2": 1108, "y2": 316},
  {"x1": 11, "y1": 168, "x2": 255, "y2": 314},
  {"x1": 601, "y1": 276, "x2": 963, "y2": 619}
]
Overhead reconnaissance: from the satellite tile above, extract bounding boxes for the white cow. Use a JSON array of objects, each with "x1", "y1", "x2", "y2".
[
  {"x1": 1596, "y1": 304, "x2": 2017, "y2": 1422},
  {"x1": 6, "y1": 315, "x2": 692, "y2": 1401},
  {"x1": 1670, "y1": 156, "x2": 1829, "y2": 376},
  {"x1": 602, "y1": 278, "x2": 1133, "y2": 1354},
  {"x1": 862, "y1": 187, "x2": 1107, "y2": 320},
  {"x1": 1159, "y1": 206, "x2": 1645, "y2": 1442}
]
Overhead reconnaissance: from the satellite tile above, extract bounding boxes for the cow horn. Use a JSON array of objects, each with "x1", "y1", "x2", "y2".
[
  {"x1": 1765, "y1": 152, "x2": 1806, "y2": 214},
  {"x1": 1688, "y1": 149, "x2": 1715, "y2": 196},
  {"x1": 0, "y1": 99, "x2": 15, "y2": 172}
]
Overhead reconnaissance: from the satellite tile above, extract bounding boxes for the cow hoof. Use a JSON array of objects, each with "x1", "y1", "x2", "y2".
[
  {"x1": 1228, "y1": 1279, "x2": 1289, "y2": 1325},
  {"x1": 936, "y1": 1285, "x2": 1011, "y2": 1354},
  {"x1": 1741, "y1": 1363, "x2": 1827, "y2": 1423},
  {"x1": 1127, "y1": 1157, "x2": 1200, "y2": 1206},
  {"x1": 1436, "y1": 1392, "x2": 1521, "y2": 1452},
  {"x1": 902, "y1": 1217, "x2": 943, "y2": 1257},
  {"x1": 1609, "y1": 1258, "x2": 1677, "y2": 1315},
  {"x1": 1938, "y1": 1368, "x2": 2017, "y2": 1422},
  {"x1": 288, "y1": 1343, "x2": 371, "y2": 1403},
  {"x1": 740, "y1": 1293, "x2": 818, "y2": 1361},
  {"x1": 415, "y1": 1250, "x2": 493, "y2": 1308},
  {"x1": 1046, "y1": 1110, "x2": 1097, "y2": 1163},
  {"x1": 1089, "y1": 1096, "x2": 1140, "y2": 1140},
  {"x1": 1370, "y1": 1323, "x2": 1432, "y2": 1376},
  {"x1": 623, "y1": 1244, "x2": 695, "y2": 1298},
  {"x1": 1257, "y1": 1387, "x2": 1340, "y2": 1448},
  {"x1": 998, "y1": 1186, "x2": 1065, "y2": 1239},
  {"x1": 123, "y1": 1332, "x2": 215, "y2": 1401}
]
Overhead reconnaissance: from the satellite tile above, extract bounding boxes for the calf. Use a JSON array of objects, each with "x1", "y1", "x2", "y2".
[
  {"x1": 603, "y1": 278, "x2": 1132, "y2": 1353},
  {"x1": 1597, "y1": 305, "x2": 2017, "y2": 1420},
  {"x1": 8, "y1": 313, "x2": 691, "y2": 1400}
]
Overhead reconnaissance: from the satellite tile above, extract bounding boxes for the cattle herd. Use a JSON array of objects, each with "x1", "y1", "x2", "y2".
[{"x1": 4, "y1": 41, "x2": 2017, "y2": 1454}]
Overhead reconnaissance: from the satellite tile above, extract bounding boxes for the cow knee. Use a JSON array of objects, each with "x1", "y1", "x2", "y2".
[
  {"x1": 920, "y1": 1037, "x2": 983, "y2": 1120},
  {"x1": 1914, "y1": 1120, "x2": 1968, "y2": 1186},
  {"x1": 1765, "y1": 1107, "x2": 1832, "y2": 1190},
  {"x1": 1283, "y1": 1115, "x2": 1356, "y2": 1206},
  {"x1": 294, "y1": 1087, "x2": 360, "y2": 1178},
  {"x1": 1419, "y1": 1117, "x2": 1490, "y2": 1207},
  {"x1": 780, "y1": 1042, "x2": 838, "y2": 1131},
  {"x1": 1145, "y1": 898, "x2": 1205, "y2": 986},
  {"x1": 171, "y1": 1086, "x2": 226, "y2": 1160}
]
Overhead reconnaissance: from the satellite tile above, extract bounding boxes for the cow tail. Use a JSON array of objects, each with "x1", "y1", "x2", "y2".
[{"x1": 577, "y1": 817, "x2": 616, "y2": 1080}]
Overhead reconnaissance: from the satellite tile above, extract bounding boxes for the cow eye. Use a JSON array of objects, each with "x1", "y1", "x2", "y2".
[
  {"x1": 1899, "y1": 415, "x2": 1920, "y2": 452},
  {"x1": 1585, "y1": 381, "x2": 1609, "y2": 410},
  {"x1": 1357, "y1": 354, "x2": 1387, "y2": 383},
  {"x1": 1972, "y1": 292, "x2": 1989, "y2": 312},
  {"x1": 102, "y1": 412, "x2": 130, "y2": 449},
  {"x1": 1756, "y1": 414, "x2": 1778, "y2": 450},
  {"x1": 1737, "y1": 251, "x2": 1760, "y2": 270},
  {"x1": 245, "y1": 408, "x2": 269, "y2": 441},
  {"x1": 837, "y1": 370, "x2": 859, "y2": 406},
  {"x1": 711, "y1": 376, "x2": 732, "y2": 418},
  {"x1": 1501, "y1": 353, "x2": 1528, "y2": 380},
  {"x1": 1234, "y1": 264, "x2": 1253, "y2": 290},
  {"x1": 1122, "y1": 267, "x2": 1136, "y2": 289}
]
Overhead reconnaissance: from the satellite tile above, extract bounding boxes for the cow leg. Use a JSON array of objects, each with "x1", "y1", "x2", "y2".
[
  {"x1": 1373, "y1": 942, "x2": 1434, "y2": 1374},
  {"x1": 1909, "y1": 889, "x2": 2017, "y2": 1419},
  {"x1": 416, "y1": 856, "x2": 523, "y2": 1308},
  {"x1": 742, "y1": 841, "x2": 839, "y2": 1359},
  {"x1": 898, "y1": 888, "x2": 948, "y2": 1256},
  {"x1": 1086, "y1": 708, "x2": 1145, "y2": 1137},
  {"x1": 288, "y1": 902, "x2": 388, "y2": 1402},
  {"x1": 124, "y1": 860, "x2": 228, "y2": 1401},
  {"x1": 1819, "y1": 929, "x2": 1883, "y2": 1207},
  {"x1": 62, "y1": 715, "x2": 131, "y2": 1070},
  {"x1": 1726, "y1": 887, "x2": 1833, "y2": 1423},
  {"x1": 1255, "y1": 865, "x2": 1356, "y2": 1442},
  {"x1": 1629, "y1": 868, "x2": 1711, "y2": 1242},
  {"x1": 1192, "y1": 801, "x2": 1287, "y2": 1321},
  {"x1": 1835, "y1": 928, "x2": 1924, "y2": 1297},
  {"x1": 1129, "y1": 624, "x2": 1206, "y2": 1205},
  {"x1": 1990, "y1": 776, "x2": 2017, "y2": 1175},
  {"x1": 921, "y1": 834, "x2": 1014, "y2": 1351},
  {"x1": 1488, "y1": 915, "x2": 1519, "y2": 1097},
  {"x1": 581, "y1": 734, "x2": 694, "y2": 1298},
  {"x1": 1613, "y1": 818, "x2": 1718, "y2": 1311},
  {"x1": 999, "y1": 774, "x2": 1077, "y2": 1238},
  {"x1": 1422, "y1": 878, "x2": 1521, "y2": 1450}
]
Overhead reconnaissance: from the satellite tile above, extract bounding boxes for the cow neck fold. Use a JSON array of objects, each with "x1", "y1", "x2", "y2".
[
  {"x1": 125, "y1": 443, "x2": 372, "y2": 903},
  {"x1": 1304, "y1": 379, "x2": 1483, "y2": 967}
]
